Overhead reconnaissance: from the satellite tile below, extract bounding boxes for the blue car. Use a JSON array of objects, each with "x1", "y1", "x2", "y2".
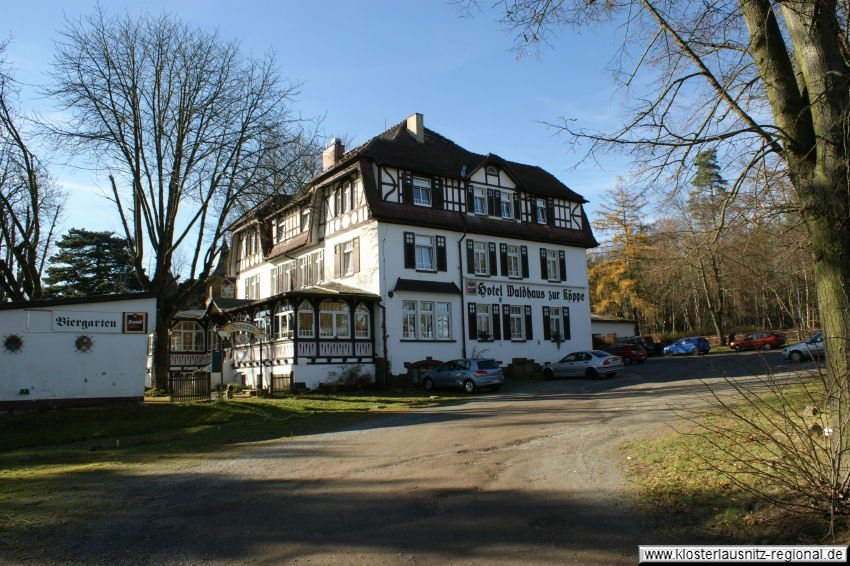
[{"x1": 663, "y1": 337, "x2": 710, "y2": 356}]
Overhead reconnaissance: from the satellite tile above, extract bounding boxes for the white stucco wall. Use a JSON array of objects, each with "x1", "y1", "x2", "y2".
[
  {"x1": 591, "y1": 319, "x2": 636, "y2": 338},
  {"x1": 0, "y1": 296, "x2": 156, "y2": 407}
]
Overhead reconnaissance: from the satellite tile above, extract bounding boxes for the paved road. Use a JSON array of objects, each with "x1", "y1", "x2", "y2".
[{"x1": 51, "y1": 350, "x2": 812, "y2": 565}]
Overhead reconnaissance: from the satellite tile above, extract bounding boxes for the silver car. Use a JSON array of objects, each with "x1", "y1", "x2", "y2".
[
  {"x1": 544, "y1": 350, "x2": 624, "y2": 379},
  {"x1": 423, "y1": 358, "x2": 504, "y2": 394},
  {"x1": 783, "y1": 333, "x2": 825, "y2": 362}
]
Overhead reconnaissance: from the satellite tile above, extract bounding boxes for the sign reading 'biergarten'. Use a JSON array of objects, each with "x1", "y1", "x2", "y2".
[{"x1": 53, "y1": 311, "x2": 123, "y2": 333}]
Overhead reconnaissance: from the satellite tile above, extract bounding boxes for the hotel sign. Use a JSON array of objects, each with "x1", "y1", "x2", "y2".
[{"x1": 465, "y1": 280, "x2": 587, "y2": 303}]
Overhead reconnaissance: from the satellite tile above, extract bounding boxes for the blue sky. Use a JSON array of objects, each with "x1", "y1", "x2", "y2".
[{"x1": 3, "y1": 0, "x2": 629, "y2": 235}]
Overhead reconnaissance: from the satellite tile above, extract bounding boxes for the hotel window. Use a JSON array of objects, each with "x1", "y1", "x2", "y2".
[
  {"x1": 170, "y1": 321, "x2": 204, "y2": 352},
  {"x1": 243, "y1": 275, "x2": 260, "y2": 299},
  {"x1": 402, "y1": 300, "x2": 451, "y2": 340},
  {"x1": 297, "y1": 300, "x2": 315, "y2": 338},
  {"x1": 334, "y1": 237, "x2": 360, "y2": 278},
  {"x1": 547, "y1": 250, "x2": 559, "y2": 281},
  {"x1": 549, "y1": 307, "x2": 562, "y2": 340},
  {"x1": 473, "y1": 188, "x2": 486, "y2": 214},
  {"x1": 509, "y1": 306, "x2": 524, "y2": 340},
  {"x1": 273, "y1": 303, "x2": 293, "y2": 339},
  {"x1": 436, "y1": 302, "x2": 451, "y2": 339},
  {"x1": 354, "y1": 304, "x2": 370, "y2": 339},
  {"x1": 313, "y1": 250, "x2": 324, "y2": 283},
  {"x1": 473, "y1": 241, "x2": 488, "y2": 275},
  {"x1": 301, "y1": 209, "x2": 310, "y2": 232},
  {"x1": 342, "y1": 241, "x2": 354, "y2": 276},
  {"x1": 540, "y1": 248, "x2": 566, "y2": 281},
  {"x1": 500, "y1": 194, "x2": 514, "y2": 218},
  {"x1": 536, "y1": 199, "x2": 546, "y2": 224},
  {"x1": 415, "y1": 235, "x2": 434, "y2": 271},
  {"x1": 402, "y1": 301, "x2": 417, "y2": 339},
  {"x1": 507, "y1": 245, "x2": 520, "y2": 278},
  {"x1": 542, "y1": 306, "x2": 570, "y2": 341},
  {"x1": 476, "y1": 304, "x2": 492, "y2": 340},
  {"x1": 412, "y1": 177, "x2": 432, "y2": 207},
  {"x1": 319, "y1": 300, "x2": 350, "y2": 339}
]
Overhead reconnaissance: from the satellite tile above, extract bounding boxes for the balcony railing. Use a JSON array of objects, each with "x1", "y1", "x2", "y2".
[{"x1": 170, "y1": 352, "x2": 211, "y2": 367}]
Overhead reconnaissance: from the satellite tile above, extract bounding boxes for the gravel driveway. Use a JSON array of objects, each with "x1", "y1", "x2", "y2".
[{"x1": 31, "y1": 350, "x2": 806, "y2": 565}]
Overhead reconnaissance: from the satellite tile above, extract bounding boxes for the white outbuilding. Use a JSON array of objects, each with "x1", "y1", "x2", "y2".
[{"x1": 0, "y1": 293, "x2": 156, "y2": 409}]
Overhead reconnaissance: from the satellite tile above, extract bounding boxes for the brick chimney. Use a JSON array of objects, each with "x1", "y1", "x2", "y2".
[
  {"x1": 322, "y1": 138, "x2": 345, "y2": 171},
  {"x1": 406, "y1": 113, "x2": 424, "y2": 143}
]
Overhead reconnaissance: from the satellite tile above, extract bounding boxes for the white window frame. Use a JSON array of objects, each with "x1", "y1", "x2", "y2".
[
  {"x1": 473, "y1": 241, "x2": 489, "y2": 275},
  {"x1": 509, "y1": 305, "x2": 524, "y2": 340},
  {"x1": 473, "y1": 188, "x2": 486, "y2": 214},
  {"x1": 476, "y1": 304, "x2": 492, "y2": 340},
  {"x1": 170, "y1": 321, "x2": 205, "y2": 352},
  {"x1": 319, "y1": 300, "x2": 350, "y2": 339},
  {"x1": 274, "y1": 303, "x2": 294, "y2": 340},
  {"x1": 297, "y1": 300, "x2": 314, "y2": 338},
  {"x1": 415, "y1": 235, "x2": 435, "y2": 271},
  {"x1": 500, "y1": 194, "x2": 513, "y2": 218},
  {"x1": 507, "y1": 245, "x2": 520, "y2": 278},
  {"x1": 243, "y1": 275, "x2": 260, "y2": 299},
  {"x1": 412, "y1": 177, "x2": 432, "y2": 207},
  {"x1": 436, "y1": 302, "x2": 451, "y2": 339},
  {"x1": 402, "y1": 300, "x2": 417, "y2": 339},
  {"x1": 418, "y1": 301, "x2": 434, "y2": 340},
  {"x1": 546, "y1": 250, "x2": 559, "y2": 281},
  {"x1": 342, "y1": 241, "x2": 354, "y2": 276},
  {"x1": 536, "y1": 199, "x2": 546, "y2": 224},
  {"x1": 549, "y1": 307, "x2": 562, "y2": 339},
  {"x1": 354, "y1": 304, "x2": 370, "y2": 339}
]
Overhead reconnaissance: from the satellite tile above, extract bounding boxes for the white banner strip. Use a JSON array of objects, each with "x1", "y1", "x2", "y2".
[{"x1": 638, "y1": 545, "x2": 847, "y2": 564}]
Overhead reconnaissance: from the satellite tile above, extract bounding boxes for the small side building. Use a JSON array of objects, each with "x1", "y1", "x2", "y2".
[
  {"x1": 590, "y1": 313, "x2": 637, "y2": 343},
  {"x1": 0, "y1": 293, "x2": 156, "y2": 409}
]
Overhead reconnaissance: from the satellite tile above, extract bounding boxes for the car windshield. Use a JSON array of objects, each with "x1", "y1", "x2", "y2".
[
  {"x1": 476, "y1": 359, "x2": 500, "y2": 369},
  {"x1": 591, "y1": 350, "x2": 611, "y2": 357}
]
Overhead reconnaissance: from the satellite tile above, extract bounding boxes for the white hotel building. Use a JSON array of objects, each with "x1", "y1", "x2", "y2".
[{"x1": 213, "y1": 114, "x2": 598, "y2": 390}]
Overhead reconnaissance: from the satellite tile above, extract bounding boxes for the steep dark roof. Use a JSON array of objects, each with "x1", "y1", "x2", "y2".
[
  {"x1": 0, "y1": 292, "x2": 156, "y2": 311},
  {"x1": 392, "y1": 279, "x2": 460, "y2": 295}
]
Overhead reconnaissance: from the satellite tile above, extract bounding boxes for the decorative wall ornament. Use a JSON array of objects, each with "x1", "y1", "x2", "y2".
[
  {"x1": 75, "y1": 335, "x2": 94, "y2": 352},
  {"x1": 3, "y1": 334, "x2": 23, "y2": 353}
]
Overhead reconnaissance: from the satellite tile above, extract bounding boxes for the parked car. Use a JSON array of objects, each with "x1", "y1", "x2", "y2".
[
  {"x1": 730, "y1": 332, "x2": 786, "y2": 351},
  {"x1": 604, "y1": 343, "x2": 648, "y2": 365},
  {"x1": 620, "y1": 335, "x2": 658, "y2": 355},
  {"x1": 543, "y1": 350, "x2": 624, "y2": 379},
  {"x1": 422, "y1": 358, "x2": 504, "y2": 393},
  {"x1": 662, "y1": 337, "x2": 711, "y2": 356},
  {"x1": 782, "y1": 333, "x2": 825, "y2": 362}
]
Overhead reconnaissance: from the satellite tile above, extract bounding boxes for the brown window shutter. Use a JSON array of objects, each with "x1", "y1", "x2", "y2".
[
  {"x1": 467, "y1": 303, "x2": 477, "y2": 340},
  {"x1": 539, "y1": 248, "x2": 548, "y2": 279},
  {"x1": 546, "y1": 199, "x2": 555, "y2": 226},
  {"x1": 513, "y1": 193, "x2": 521, "y2": 220},
  {"x1": 466, "y1": 239, "x2": 475, "y2": 274},
  {"x1": 493, "y1": 190, "x2": 502, "y2": 215},
  {"x1": 542, "y1": 306, "x2": 551, "y2": 340},
  {"x1": 401, "y1": 173, "x2": 413, "y2": 204},
  {"x1": 502, "y1": 305, "x2": 511, "y2": 340},
  {"x1": 524, "y1": 305, "x2": 533, "y2": 339},
  {"x1": 487, "y1": 189, "x2": 495, "y2": 216},
  {"x1": 403, "y1": 232, "x2": 415, "y2": 269},
  {"x1": 436, "y1": 236, "x2": 447, "y2": 272},
  {"x1": 488, "y1": 242, "x2": 497, "y2": 276},
  {"x1": 466, "y1": 186, "x2": 475, "y2": 212},
  {"x1": 432, "y1": 178, "x2": 444, "y2": 209},
  {"x1": 562, "y1": 307, "x2": 571, "y2": 340},
  {"x1": 521, "y1": 246, "x2": 529, "y2": 278},
  {"x1": 353, "y1": 237, "x2": 360, "y2": 274}
]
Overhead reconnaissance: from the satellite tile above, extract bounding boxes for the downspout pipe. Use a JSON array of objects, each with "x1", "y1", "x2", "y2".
[{"x1": 458, "y1": 214, "x2": 470, "y2": 359}]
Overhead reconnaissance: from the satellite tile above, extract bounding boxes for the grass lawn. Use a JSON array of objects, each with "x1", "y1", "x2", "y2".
[
  {"x1": 0, "y1": 390, "x2": 456, "y2": 554},
  {"x1": 622, "y1": 378, "x2": 842, "y2": 543}
]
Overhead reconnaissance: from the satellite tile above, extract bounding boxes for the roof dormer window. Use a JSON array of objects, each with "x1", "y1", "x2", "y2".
[{"x1": 486, "y1": 166, "x2": 497, "y2": 176}]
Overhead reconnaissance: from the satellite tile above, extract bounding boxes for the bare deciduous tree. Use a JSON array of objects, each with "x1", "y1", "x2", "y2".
[
  {"x1": 0, "y1": 41, "x2": 63, "y2": 302},
  {"x1": 48, "y1": 8, "x2": 320, "y2": 390}
]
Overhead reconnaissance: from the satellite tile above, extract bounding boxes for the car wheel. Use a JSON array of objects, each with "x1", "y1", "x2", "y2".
[
  {"x1": 637, "y1": 359, "x2": 645, "y2": 364},
  {"x1": 691, "y1": 348, "x2": 698, "y2": 355},
  {"x1": 623, "y1": 357, "x2": 632, "y2": 365},
  {"x1": 585, "y1": 367, "x2": 599, "y2": 378},
  {"x1": 543, "y1": 368, "x2": 555, "y2": 380},
  {"x1": 423, "y1": 377, "x2": 434, "y2": 392},
  {"x1": 762, "y1": 343, "x2": 772, "y2": 350},
  {"x1": 490, "y1": 384, "x2": 502, "y2": 392},
  {"x1": 790, "y1": 350, "x2": 804, "y2": 363},
  {"x1": 463, "y1": 379, "x2": 476, "y2": 394},
  {"x1": 733, "y1": 345, "x2": 742, "y2": 352}
]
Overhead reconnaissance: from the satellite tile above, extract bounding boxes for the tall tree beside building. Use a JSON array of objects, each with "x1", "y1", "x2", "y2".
[
  {"x1": 589, "y1": 179, "x2": 654, "y2": 331},
  {"x1": 43, "y1": 228, "x2": 142, "y2": 297},
  {"x1": 0, "y1": 41, "x2": 63, "y2": 302},
  {"x1": 686, "y1": 149, "x2": 732, "y2": 344},
  {"x1": 48, "y1": 7, "x2": 316, "y2": 389}
]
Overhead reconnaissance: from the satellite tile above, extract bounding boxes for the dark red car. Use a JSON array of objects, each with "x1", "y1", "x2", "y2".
[
  {"x1": 730, "y1": 332, "x2": 786, "y2": 351},
  {"x1": 604, "y1": 343, "x2": 648, "y2": 364}
]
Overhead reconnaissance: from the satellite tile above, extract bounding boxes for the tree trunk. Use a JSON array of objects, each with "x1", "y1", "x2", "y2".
[{"x1": 152, "y1": 296, "x2": 172, "y2": 391}]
